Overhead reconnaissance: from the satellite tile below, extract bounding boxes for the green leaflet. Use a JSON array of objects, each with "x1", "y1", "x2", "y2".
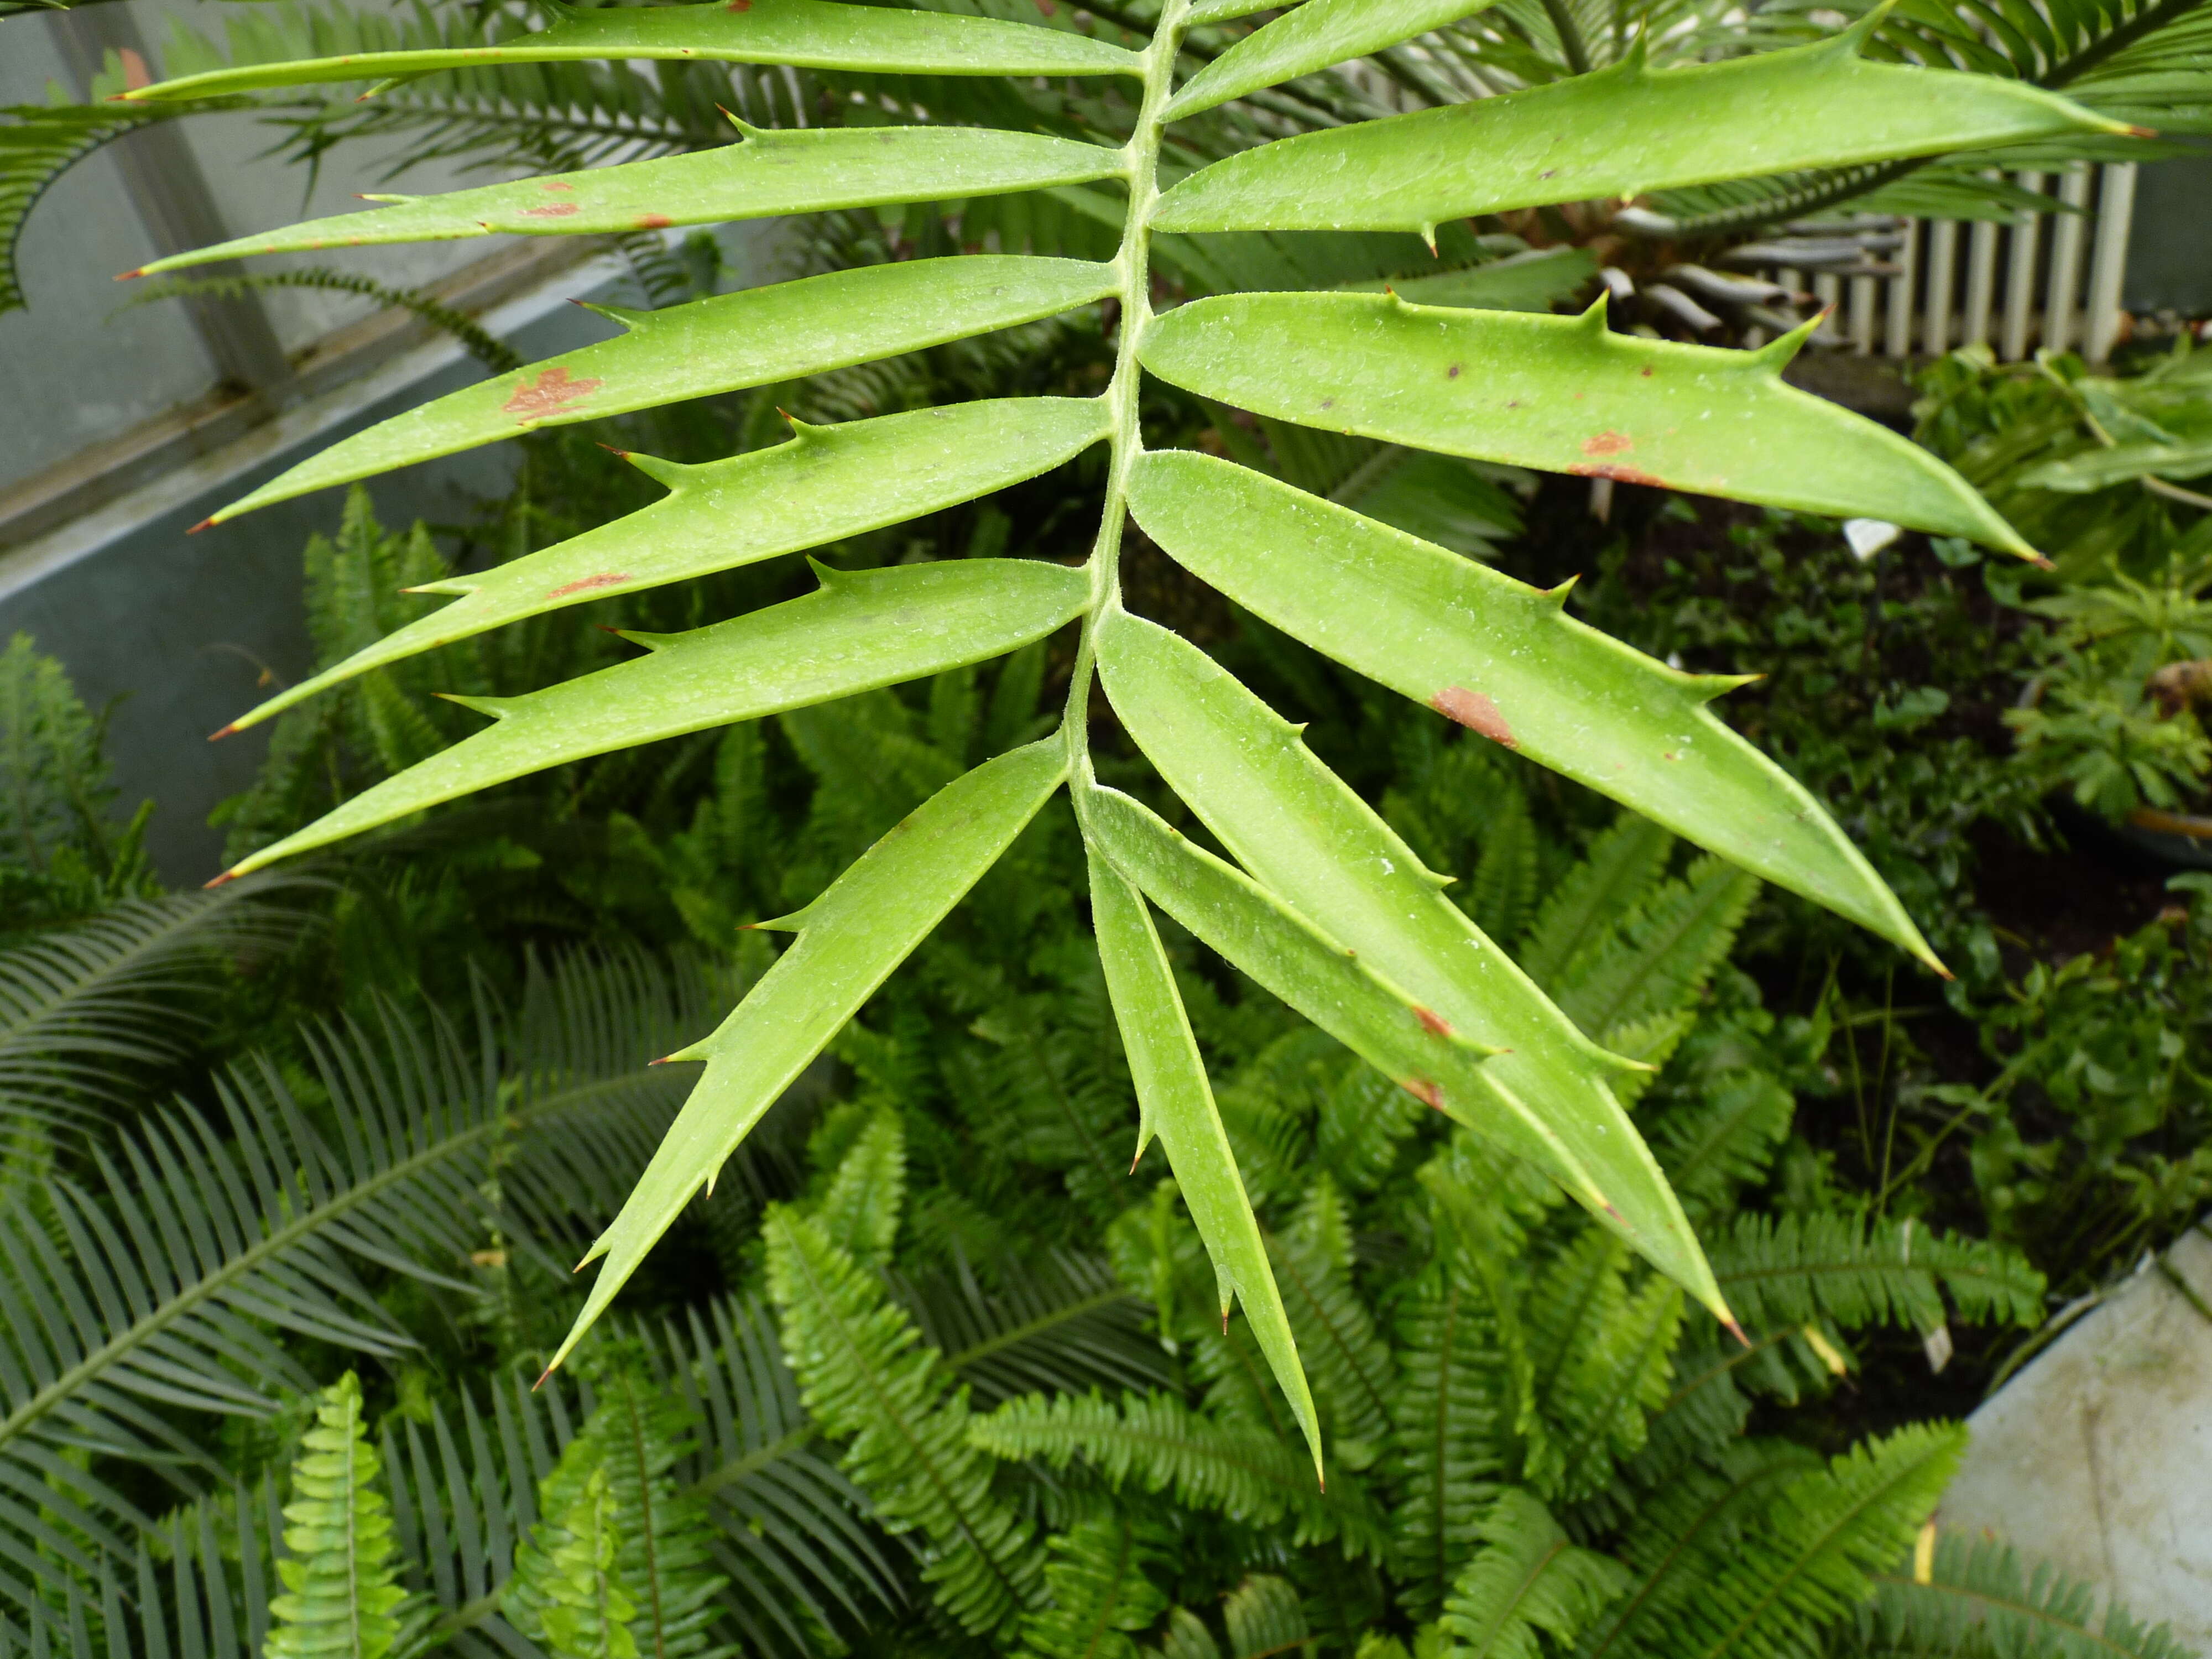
[
  {"x1": 1124, "y1": 451, "x2": 1942, "y2": 971},
  {"x1": 1167, "y1": 0, "x2": 1497, "y2": 119},
  {"x1": 128, "y1": 127, "x2": 1126, "y2": 277},
  {"x1": 207, "y1": 258, "x2": 1118, "y2": 522},
  {"x1": 1086, "y1": 848, "x2": 1324, "y2": 1478},
  {"x1": 1187, "y1": 0, "x2": 1281, "y2": 23},
  {"x1": 1344, "y1": 247, "x2": 1599, "y2": 314},
  {"x1": 223, "y1": 559, "x2": 1088, "y2": 877},
  {"x1": 222, "y1": 398, "x2": 1110, "y2": 733},
  {"x1": 550, "y1": 738, "x2": 1070, "y2": 1370},
  {"x1": 1076, "y1": 781, "x2": 1668, "y2": 1288},
  {"x1": 1092, "y1": 610, "x2": 1721, "y2": 1320},
  {"x1": 1150, "y1": 19, "x2": 2127, "y2": 234},
  {"x1": 121, "y1": 0, "x2": 1141, "y2": 102},
  {"x1": 1137, "y1": 294, "x2": 2031, "y2": 555},
  {"x1": 2020, "y1": 439, "x2": 2212, "y2": 491}
]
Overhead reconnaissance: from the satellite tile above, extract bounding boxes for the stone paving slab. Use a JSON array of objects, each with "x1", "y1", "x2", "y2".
[{"x1": 1939, "y1": 1219, "x2": 2212, "y2": 1650}]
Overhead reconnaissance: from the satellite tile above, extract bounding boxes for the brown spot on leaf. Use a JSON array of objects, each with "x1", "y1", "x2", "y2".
[
  {"x1": 1640, "y1": 366, "x2": 1654, "y2": 377},
  {"x1": 547, "y1": 571, "x2": 633, "y2": 599},
  {"x1": 1583, "y1": 431, "x2": 1633, "y2": 457},
  {"x1": 728, "y1": 0, "x2": 752, "y2": 8},
  {"x1": 638, "y1": 213, "x2": 674, "y2": 229},
  {"x1": 521, "y1": 202, "x2": 580, "y2": 218},
  {"x1": 1447, "y1": 364, "x2": 1462, "y2": 379},
  {"x1": 541, "y1": 181, "x2": 576, "y2": 192},
  {"x1": 504, "y1": 367, "x2": 604, "y2": 422},
  {"x1": 1430, "y1": 686, "x2": 1518, "y2": 748},
  {"x1": 1415, "y1": 1007, "x2": 1453, "y2": 1038},
  {"x1": 1320, "y1": 398, "x2": 1335, "y2": 410},
  {"x1": 1404, "y1": 1078, "x2": 1444, "y2": 1110}
]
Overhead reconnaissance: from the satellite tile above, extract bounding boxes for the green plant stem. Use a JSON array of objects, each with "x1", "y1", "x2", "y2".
[
  {"x1": 1064, "y1": 0, "x2": 1194, "y2": 780},
  {"x1": 1538, "y1": 0, "x2": 1594, "y2": 78}
]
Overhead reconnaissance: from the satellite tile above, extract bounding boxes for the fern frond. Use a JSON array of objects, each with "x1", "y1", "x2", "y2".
[
  {"x1": 817, "y1": 1105, "x2": 906, "y2": 1266},
  {"x1": 1853, "y1": 1530, "x2": 2201, "y2": 1659},
  {"x1": 1712, "y1": 1213, "x2": 2047, "y2": 1338},
  {"x1": 1650, "y1": 1074, "x2": 1796, "y2": 1222},
  {"x1": 267, "y1": 1373, "x2": 427, "y2": 1659},
  {"x1": 1515, "y1": 815, "x2": 1677, "y2": 997},
  {"x1": 647, "y1": 1293, "x2": 908, "y2": 1657},
  {"x1": 505, "y1": 1348, "x2": 732, "y2": 1659},
  {"x1": 1433, "y1": 1488, "x2": 1629, "y2": 1659},
  {"x1": 1614, "y1": 1425, "x2": 1968, "y2": 1659},
  {"x1": 1020, "y1": 1512, "x2": 1172, "y2": 1659},
  {"x1": 1386, "y1": 1255, "x2": 1506, "y2": 1621},
  {"x1": 1580, "y1": 1438, "x2": 1824, "y2": 1659},
  {"x1": 900, "y1": 1249, "x2": 1173, "y2": 1408},
  {"x1": 1224, "y1": 1574, "x2": 1314, "y2": 1658},
  {"x1": 1271, "y1": 1178, "x2": 1395, "y2": 1459},
  {"x1": 958, "y1": 975, "x2": 1138, "y2": 1224},
  {"x1": 1466, "y1": 784, "x2": 1540, "y2": 947},
  {"x1": 1522, "y1": 1235, "x2": 1682, "y2": 1503},
  {"x1": 1314, "y1": 1056, "x2": 1427, "y2": 1197},
  {"x1": 1553, "y1": 858, "x2": 1761, "y2": 1045},
  {"x1": 764, "y1": 1203, "x2": 1043, "y2": 1638},
  {"x1": 971, "y1": 1390, "x2": 1386, "y2": 1557}
]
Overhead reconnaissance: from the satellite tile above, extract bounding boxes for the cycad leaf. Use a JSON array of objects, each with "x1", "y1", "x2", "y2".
[
  {"x1": 1092, "y1": 611, "x2": 1721, "y2": 1322},
  {"x1": 550, "y1": 738, "x2": 1069, "y2": 1372},
  {"x1": 223, "y1": 398, "x2": 1110, "y2": 729},
  {"x1": 226, "y1": 559, "x2": 1088, "y2": 877},
  {"x1": 209, "y1": 259, "x2": 1118, "y2": 522},
  {"x1": 0, "y1": 886, "x2": 291, "y2": 1139},
  {"x1": 132, "y1": 127, "x2": 1125, "y2": 276},
  {"x1": 1150, "y1": 19, "x2": 2127, "y2": 233},
  {"x1": 123, "y1": 0, "x2": 1142, "y2": 101},
  {"x1": 1076, "y1": 781, "x2": 1666, "y2": 1286},
  {"x1": 0, "y1": 958, "x2": 697, "y2": 1630},
  {"x1": 1138, "y1": 296, "x2": 2030, "y2": 555},
  {"x1": 1087, "y1": 847, "x2": 1324, "y2": 1478},
  {"x1": 1166, "y1": 0, "x2": 1499, "y2": 119},
  {"x1": 1123, "y1": 451, "x2": 1944, "y2": 974}
]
